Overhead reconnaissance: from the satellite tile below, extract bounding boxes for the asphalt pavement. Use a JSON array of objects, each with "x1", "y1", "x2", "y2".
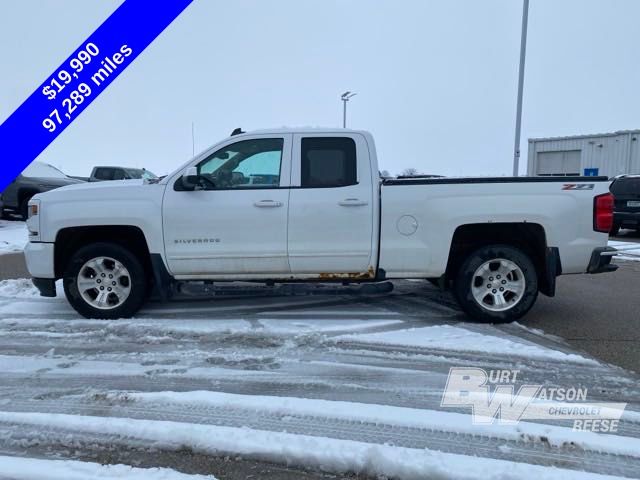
[
  {"x1": 0, "y1": 252, "x2": 27, "y2": 280},
  {"x1": 527, "y1": 259, "x2": 640, "y2": 372}
]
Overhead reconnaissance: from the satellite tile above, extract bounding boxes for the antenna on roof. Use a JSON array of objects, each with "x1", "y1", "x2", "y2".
[{"x1": 231, "y1": 127, "x2": 245, "y2": 136}]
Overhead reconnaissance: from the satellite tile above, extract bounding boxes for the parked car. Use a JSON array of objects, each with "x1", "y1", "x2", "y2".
[
  {"x1": 610, "y1": 174, "x2": 640, "y2": 235},
  {"x1": 24, "y1": 128, "x2": 616, "y2": 321},
  {"x1": 73, "y1": 166, "x2": 158, "y2": 182},
  {"x1": 1, "y1": 162, "x2": 84, "y2": 220}
]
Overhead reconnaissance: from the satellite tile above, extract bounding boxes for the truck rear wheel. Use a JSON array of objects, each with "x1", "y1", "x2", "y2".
[
  {"x1": 453, "y1": 244, "x2": 538, "y2": 323},
  {"x1": 63, "y1": 242, "x2": 148, "y2": 319}
]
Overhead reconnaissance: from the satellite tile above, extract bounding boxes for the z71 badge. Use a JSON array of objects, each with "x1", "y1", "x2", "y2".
[{"x1": 562, "y1": 183, "x2": 595, "y2": 190}]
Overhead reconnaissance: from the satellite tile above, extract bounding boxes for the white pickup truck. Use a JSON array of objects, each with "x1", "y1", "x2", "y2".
[{"x1": 24, "y1": 128, "x2": 617, "y2": 322}]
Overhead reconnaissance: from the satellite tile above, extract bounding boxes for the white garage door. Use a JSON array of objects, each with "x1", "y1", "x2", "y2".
[{"x1": 536, "y1": 150, "x2": 581, "y2": 176}]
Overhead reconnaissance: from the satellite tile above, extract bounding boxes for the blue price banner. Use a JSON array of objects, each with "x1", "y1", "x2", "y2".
[{"x1": 0, "y1": 0, "x2": 193, "y2": 191}]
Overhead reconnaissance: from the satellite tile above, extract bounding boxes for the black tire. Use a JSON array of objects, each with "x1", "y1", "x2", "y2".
[
  {"x1": 453, "y1": 244, "x2": 538, "y2": 324},
  {"x1": 63, "y1": 242, "x2": 148, "y2": 319},
  {"x1": 610, "y1": 224, "x2": 620, "y2": 237}
]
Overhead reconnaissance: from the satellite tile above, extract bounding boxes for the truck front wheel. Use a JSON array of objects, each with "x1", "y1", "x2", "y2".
[
  {"x1": 453, "y1": 244, "x2": 538, "y2": 323},
  {"x1": 63, "y1": 242, "x2": 148, "y2": 319}
]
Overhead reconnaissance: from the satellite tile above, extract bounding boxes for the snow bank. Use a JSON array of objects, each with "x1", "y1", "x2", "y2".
[
  {"x1": 0, "y1": 278, "x2": 42, "y2": 298},
  {"x1": 338, "y1": 324, "x2": 596, "y2": 364},
  {"x1": 104, "y1": 389, "x2": 640, "y2": 458},
  {"x1": 0, "y1": 455, "x2": 214, "y2": 479},
  {"x1": 0, "y1": 220, "x2": 27, "y2": 254},
  {"x1": 0, "y1": 411, "x2": 622, "y2": 480}
]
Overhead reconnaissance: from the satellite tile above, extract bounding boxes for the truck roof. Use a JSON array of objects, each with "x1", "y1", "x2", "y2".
[{"x1": 231, "y1": 127, "x2": 371, "y2": 136}]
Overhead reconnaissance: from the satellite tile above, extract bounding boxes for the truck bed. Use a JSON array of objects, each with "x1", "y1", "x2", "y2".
[{"x1": 378, "y1": 175, "x2": 611, "y2": 278}]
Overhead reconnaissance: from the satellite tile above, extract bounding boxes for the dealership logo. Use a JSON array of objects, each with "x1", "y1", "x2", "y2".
[{"x1": 441, "y1": 367, "x2": 626, "y2": 432}]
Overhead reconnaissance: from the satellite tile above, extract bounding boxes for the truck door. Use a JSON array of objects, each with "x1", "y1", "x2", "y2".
[
  {"x1": 287, "y1": 133, "x2": 375, "y2": 276},
  {"x1": 162, "y1": 134, "x2": 292, "y2": 277}
]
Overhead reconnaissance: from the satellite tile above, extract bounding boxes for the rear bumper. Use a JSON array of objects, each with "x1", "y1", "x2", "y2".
[
  {"x1": 614, "y1": 212, "x2": 640, "y2": 228},
  {"x1": 32, "y1": 278, "x2": 57, "y2": 297},
  {"x1": 587, "y1": 247, "x2": 618, "y2": 274}
]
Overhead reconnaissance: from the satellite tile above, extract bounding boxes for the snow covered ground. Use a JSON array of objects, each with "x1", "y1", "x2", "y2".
[
  {"x1": 0, "y1": 278, "x2": 639, "y2": 479},
  {"x1": 0, "y1": 456, "x2": 214, "y2": 480},
  {"x1": 0, "y1": 219, "x2": 27, "y2": 255},
  {"x1": 609, "y1": 239, "x2": 640, "y2": 261}
]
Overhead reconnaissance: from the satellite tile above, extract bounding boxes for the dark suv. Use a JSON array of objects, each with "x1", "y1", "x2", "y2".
[
  {"x1": 610, "y1": 175, "x2": 640, "y2": 235},
  {"x1": 1, "y1": 162, "x2": 84, "y2": 219}
]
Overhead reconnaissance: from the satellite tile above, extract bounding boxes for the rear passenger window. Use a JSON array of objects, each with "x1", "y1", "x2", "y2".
[{"x1": 301, "y1": 137, "x2": 357, "y2": 188}]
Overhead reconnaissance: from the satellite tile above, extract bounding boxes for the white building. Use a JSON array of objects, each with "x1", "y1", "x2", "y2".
[{"x1": 527, "y1": 130, "x2": 640, "y2": 178}]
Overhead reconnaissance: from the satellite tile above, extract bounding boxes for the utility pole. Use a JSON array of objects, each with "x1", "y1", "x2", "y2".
[
  {"x1": 341, "y1": 91, "x2": 357, "y2": 128},
  {"x1": 513, "y1": 0, "x2": 529, "y2": 176}
]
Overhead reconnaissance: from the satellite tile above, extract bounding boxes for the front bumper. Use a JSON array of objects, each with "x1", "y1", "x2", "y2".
[
  {"x1": 24, "y1": 241, "x2": 55, "y2": 280},
  {"x1": 614, "y1": 212, "x2": 640, "y2": 229},
  {"x1": 587, "y1": 247, "x2": 618, "y2": 274}
]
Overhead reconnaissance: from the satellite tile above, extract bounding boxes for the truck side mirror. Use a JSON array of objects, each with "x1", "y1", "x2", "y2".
[{"x1": 181, "y1": 166, "x2": 199, "y2": 190}]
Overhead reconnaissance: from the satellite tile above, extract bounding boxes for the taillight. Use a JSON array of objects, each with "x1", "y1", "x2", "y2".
[{"x1": 594, "y1": 192, "x2": 614, "y2": 233}]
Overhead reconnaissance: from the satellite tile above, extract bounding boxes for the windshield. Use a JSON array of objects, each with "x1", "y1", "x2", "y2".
[
  {"x1": 124, "y1": 168, "x2": 157, "y2": 180},
  {"x1": 22, "y1": 162, "x2": 67, "y2": 179},
  {"x1": 611, "y1": 178, "x2": 640, "y2": 195}
]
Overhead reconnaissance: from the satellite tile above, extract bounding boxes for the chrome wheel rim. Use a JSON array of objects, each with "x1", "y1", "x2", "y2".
[
  {"x1": 470, "y1": 258, "x2": 526, "y2": 312},
  {"x1": 77, "y1": 256, "x2": 131, "y2": 310}
]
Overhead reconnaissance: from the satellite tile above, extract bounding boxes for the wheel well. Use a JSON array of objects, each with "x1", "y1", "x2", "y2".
[
  {"x1": 445, "y1": 223, "x2": 555, "y2": 294},
  {"x1": 18, "y1": 189, "x2": 39, "y2": 207},
  {"x1": 54, "y1": 226, "x2": 152, "y2": 278}
]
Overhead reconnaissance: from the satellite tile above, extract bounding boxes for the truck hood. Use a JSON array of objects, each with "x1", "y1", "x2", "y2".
[{"x1": 34, "y1": 179, "x2": 151, "y2": 202}]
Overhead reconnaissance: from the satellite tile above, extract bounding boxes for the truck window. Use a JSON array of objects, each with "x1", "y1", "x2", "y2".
[
  {"x1": 94, "y1": 168, "x2": 114, "y2": 180},
  {"x1": 610, "y1": 178, "x2": 640, "y2": 195},
  {"x1": 196, "y1": 138, "x2": 283, "y2": 189},
  {"x1": 112, "y1": 169, "x2": 126, "y2": 180},
  {"x1": 125, "y1": 168, "x2": 158, "y2": 180},
  {"x1": 301, "y1": 137, "x2": 357, "y2": 188}
]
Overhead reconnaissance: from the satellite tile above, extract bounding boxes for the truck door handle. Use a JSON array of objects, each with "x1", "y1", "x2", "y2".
[
  {"x1": 254, "y1": 200, "x2": 283, "y2": 208},
  {"x1": 339, "y1": 198, "x2": 368, "y2": 207}
]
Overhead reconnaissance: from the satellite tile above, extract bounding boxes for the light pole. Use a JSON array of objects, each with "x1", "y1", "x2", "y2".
[
  {"x1": 341, "y1": 91, "x2": 357, "y2": 128},
  {"x1": 513, "y1": 0, "x2": 529, "y2": 176}
]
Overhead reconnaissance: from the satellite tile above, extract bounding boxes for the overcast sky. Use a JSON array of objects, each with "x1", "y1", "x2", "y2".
[{"x1": 2, "y1": 0, "x2": 640, "y2": 177}]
